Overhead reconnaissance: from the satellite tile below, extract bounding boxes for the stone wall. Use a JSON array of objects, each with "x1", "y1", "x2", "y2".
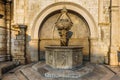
[
  {"x1": 12, "y1": 0, "x2": 99, "y2": 34},
  {"x1": 0, "y1": 0, "x2": 7, "y2": 61},
  {"x1": 109, "y1": 0, "x2": 120, "y2": 65},
  {"x1": 11, "y1": 0, "x2": 120, "y2": 65},
  {"x1": 11, "y1": 0, "x2": 105, "y2": 63},
  {"x1": 12, "y1": 25, "x2": 27, "y2": 64}
]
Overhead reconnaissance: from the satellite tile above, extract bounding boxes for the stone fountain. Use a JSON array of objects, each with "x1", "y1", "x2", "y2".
[
  {"x1": 44, "y1": 7, "x2": 93, "y2": 78},
  {"x1": 45, "y1": 7, "x2": 83, "y2": 69}
]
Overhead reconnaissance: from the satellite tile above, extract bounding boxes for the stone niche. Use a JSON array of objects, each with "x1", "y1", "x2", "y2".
[
  {"x1": 45, "y1": 46, "x2": 83, "y2": 69},
  {"x1": 39, "y1": 11, "x2": 90, "y2": 60}
]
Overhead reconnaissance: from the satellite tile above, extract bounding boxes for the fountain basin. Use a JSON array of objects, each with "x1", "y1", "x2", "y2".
[{"x1": 45, "y1": 46, "x2": 83, "y2": 69}]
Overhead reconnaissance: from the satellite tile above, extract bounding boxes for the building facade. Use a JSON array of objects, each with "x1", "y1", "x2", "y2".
[{"x1": 0, "y1": 0, "x2": 120, "y2": 65}]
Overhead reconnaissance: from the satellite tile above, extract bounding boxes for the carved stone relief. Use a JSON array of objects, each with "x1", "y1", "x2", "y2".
[
  {"x1": 73, "y1": 50, "x2": 82, "y2": 66},
  {"x1": 45, "y1": 46, "x2": 83, "y2": 69},
  {"x1": 56, "y1": 51, "x2": 67, "y2": 67}
]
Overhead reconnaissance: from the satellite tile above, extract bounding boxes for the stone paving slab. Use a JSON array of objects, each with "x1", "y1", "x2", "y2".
[
  {"x1": 105, "y1": 65, "x2": 120, "y2": 74},
  {"x1": 110, "y1": 75, "x2": 120, "y2": 80},
  {"x1": 1, "y1": 62, "x2": 119, "y2": 80},
  {"x1": 80, "y1": 64, "x2": 106, "y2": 80},
  {"x1": 104, "y1": 65, "x2": 120, "y2": 80},
  {"x1": 44, "y1": 65, "x2": 93, "y2": 78},
  {"x1": 20, "y1": 67, "x2": 43, "y2": 80},
  {"x1": 96, "y1": 65, "x2": 114, "y2": 80},
  {"x1": 15, "y1": 70, "x2": 28, "y2": 80},
  {"x1": 2, "y1": 74, "x2": 19, "y2": 80}
]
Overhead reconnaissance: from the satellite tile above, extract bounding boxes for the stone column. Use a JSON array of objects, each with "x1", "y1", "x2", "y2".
[
  {"x1": 0, "y1": 1, "x2": 7, "y2": 61},
  {"x1": 110, "y1": 0, "x2": 120, "y2": 65}
]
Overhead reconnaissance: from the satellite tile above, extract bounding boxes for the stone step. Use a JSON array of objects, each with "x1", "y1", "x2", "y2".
[
  {"x1": 9, "y1": 63, "x2": 35, "y2": 73},
  {"x1": 0, "y1": 61, "x2": 18, "y2": 78},
  {"x1": 21, "y1": 63, "x2": 36, "y2": 69},
  {"x1": 32, "y1": 61, "x2": 45, "y2": 71},
  {"x1": 9, "y1": 65, "x2": 24, "y2": 73},
  {"x1": 80, "y1": 64, "x2": 115, "y2": 80},
  {"x1": 2, "y1": 74, "x2": 19, "y2": 80},
  {"x1": 1, "y1": 62, "x2": 119, "y2": 80},
  {"x1": 1, "y1": 63, "x2": 36, "y2": 80},
  {"x1": 100, "y1": 65, "x2": 115, "y2": 80},
  {"x1": 15, "y1": 70, "x2": 28, "y2": 80},
  {"x1": 9, "y1": 63, "x2": 37, "y2": 80},
  {"x1": 20, "y1": 67, "x2": 43, "y2": 80}
]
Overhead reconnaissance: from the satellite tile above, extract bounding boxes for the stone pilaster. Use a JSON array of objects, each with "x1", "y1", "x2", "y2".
[
  {"x1": 13, "y1": 25, "x2": 27, "y2": 64},
  {"x1": 90, "y1": 38, "x2": 102, "y2": 63},
  {"x1": 109, "y1": 0, "x2": 120, "y2": 66},
  {"x1": 0, "y1": 1, "x2": 7, "y2": 61},
  {"x1": 5, "y1": 0, "x2": 12, "y2": 61}
]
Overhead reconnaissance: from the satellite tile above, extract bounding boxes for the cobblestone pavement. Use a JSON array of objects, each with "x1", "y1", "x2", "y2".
[{"x1": 1, "y1": 62, "x2": 120, "y2": 80}]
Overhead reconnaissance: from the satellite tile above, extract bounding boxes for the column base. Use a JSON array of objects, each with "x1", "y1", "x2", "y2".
[
  {"x1": 110, "y1": 53, "x2": 118, "y2": 66},
  {"x1": 0, "y1": 55, "x2": 6, "y2": 61},
  {"x1": 6, "y1": 54, "x2": 12, "y2": 61}
]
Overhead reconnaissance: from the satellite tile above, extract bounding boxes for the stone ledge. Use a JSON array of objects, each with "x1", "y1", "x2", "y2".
[
  {"x1": 45, "y1": 46, "x2": 83, "y2": 69},
  {"x1": 2, "y1": 62, "x2": 117, "y2": 80},
  {"x1": 45, "y1": 65, "x2": 94, "y2": 78},
  {"x1": 0, "y1": 61, "x2": 18, "y2": 79}
]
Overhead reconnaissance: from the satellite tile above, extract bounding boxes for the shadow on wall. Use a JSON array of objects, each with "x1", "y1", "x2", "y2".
[
  {"x1": 67, "y1": 31, "x2": 73, "y2": 45},
  {"x1": 26, "y1": 34, "x2": 32, "y2": 63}
]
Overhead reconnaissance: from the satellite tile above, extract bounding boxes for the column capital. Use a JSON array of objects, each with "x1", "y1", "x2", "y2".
[
  {"x1": 13, "y1": 24, "x2": 27, "y2": 29},
  {"x1": 19, "y1": 24, "x2": 27, "y2": 29}
]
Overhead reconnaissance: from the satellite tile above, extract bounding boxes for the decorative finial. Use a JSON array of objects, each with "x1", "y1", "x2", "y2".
[{"x1": 61, "y1": 6, "x2": 67, "y2": 13}]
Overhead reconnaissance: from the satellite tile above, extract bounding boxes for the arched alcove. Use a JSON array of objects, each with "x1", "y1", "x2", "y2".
[
  {"x1": 29, "y1": 2, "x2": 98, "y2": 62},
  {"x1": 38, "y1": 10, "x2": 90, "y2": 60},
  {"x1": 30, "y1": 2, "x2": 98, "y2": 39}
]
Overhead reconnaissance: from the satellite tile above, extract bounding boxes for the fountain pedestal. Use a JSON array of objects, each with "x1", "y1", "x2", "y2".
[{"x1": 45, "y1": 46, "x2": 83, "y2": 69}]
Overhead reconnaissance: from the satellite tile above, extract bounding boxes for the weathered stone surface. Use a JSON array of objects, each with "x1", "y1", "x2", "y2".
[
  {"x1": 0, "y1": 1, "x2": 7, "y2": 62},
  {"x1": 2, "y1": 62, "x2": 119, "y2": 80},
  {"x1": 20, "y1": 68, "x2": 42, "y2": 80},
  {"x1": 45, "y1": 65, "x2": 93, "y2": 78},
  {"x1": 0, "y1": 62, "x2": 18, "y2": 78},
  {"x1": 2, "y1": 0, "x2": 120, "y2": 65},
  {"x1": 45, "y1": 46, "x2": 83, "y2": 69},
  {"x1": 13, "y1": 25, "x2": 27, "y2": 64},
  {"x1": 11, "y1": 0, "x2": 96, "y2": 63}
]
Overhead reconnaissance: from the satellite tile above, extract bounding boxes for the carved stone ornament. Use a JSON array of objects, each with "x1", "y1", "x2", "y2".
[{"x1": 55, "y1": 7, "x2": 73, "y2": 46}]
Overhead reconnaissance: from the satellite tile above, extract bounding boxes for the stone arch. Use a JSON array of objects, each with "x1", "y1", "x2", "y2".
[
  {"x1": 30, "y1": 2, "x2": 98, "y2": 39},
  {"x1": 38, "y1": 10, "x2": 91, "y2": 60}
]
